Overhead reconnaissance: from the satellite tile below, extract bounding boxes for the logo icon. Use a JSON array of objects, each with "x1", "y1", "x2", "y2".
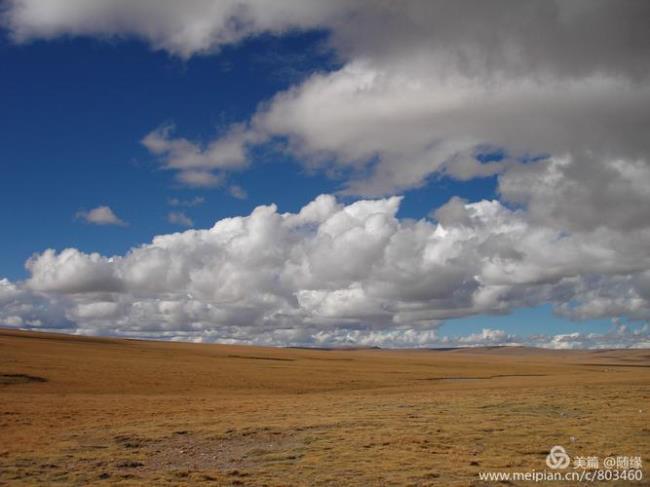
[{"x1": 546, "y1": 445, "x2": 570, "y2": 469}]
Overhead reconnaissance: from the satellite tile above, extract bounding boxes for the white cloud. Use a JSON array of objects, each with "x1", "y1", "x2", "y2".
[
  {"x1": 2, "y1": 0, "x2": 343, "y2": 58},
  {"x1": 141, "y1": 124, "x2": 255, "y2": 187},
  {"x1": 0, "y1": 278, "x2": 71, "y2": 330},
  {"x1": 26, "y1": 248, "x2": 122, "y2": 294},
  {"x1": 0, "y1": 195, "x2": 643, "y2": 346},
  {"x1": 168, "y1": 196, "x2": 205, "y2": 207},
  {"x1": 174, "y1": 170, "x2": 224, "y2": 188},
  {"x1": 221, "y1": 62, "x2": 649, "y2": 199},
  {"x1": 75, "y1": 206, "x2": 126, "y2": 226},
  {"x1": 530, "y1": 323, "x2": 650, "y2": 350},
  {"x1": 499, "y1": 155, "x2": 650, "y2": 231},
  {"x1": 167, "y1": 211, "x2": 193, "y2": 227},
  {"x1": 142, "y1": 124, "x2": 252, "y2": 170},
  {"x1": 229, "y1": 184, "x2": 247, "y2": 200},
  {"x1": 457, "y1": 328, "x2": 513, "y2": 346}
]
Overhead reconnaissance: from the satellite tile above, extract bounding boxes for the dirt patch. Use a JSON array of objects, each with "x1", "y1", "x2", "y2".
[
  {"x1": 0, "y1": 373, "x2": 47, "y2": 385},
  {"x1": 142, "y1": 427, "x2": 308, "y2": 473},
  {"x1": 54, "y1": 426, "x2": 318, "y2": 482}
]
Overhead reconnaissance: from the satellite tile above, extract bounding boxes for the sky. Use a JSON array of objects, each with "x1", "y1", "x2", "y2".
[{"x1": 1, "y1": 0, "x2": 649, "y2": 348}]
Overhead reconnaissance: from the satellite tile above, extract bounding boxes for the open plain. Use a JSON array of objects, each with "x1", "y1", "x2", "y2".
[{"x1": 0, "y1": 328, "x2": 648, "y2": 486}]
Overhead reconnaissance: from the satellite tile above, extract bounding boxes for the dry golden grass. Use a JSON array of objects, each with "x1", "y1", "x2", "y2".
[{"x1": 0, "y1": 328, "x2": 649, "y2": 486}]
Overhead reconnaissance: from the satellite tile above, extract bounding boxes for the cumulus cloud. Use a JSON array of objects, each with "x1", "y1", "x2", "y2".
[
  {"x1": 75, "y1": 206, "x2": 126, "y2": 226},
  {"x1": 167, "y1": 211, "x2": 193, "y2": 227},
  {"x1": 0, "y1": 195, "x2": 644, "y2": 346},
  {"x1": 26, "y1": 248, "x2": 123, "y2": 294},
  {"x1": 499, "y1": 154, "x2": 650, "y2": 231},
  {"x1": 0, "y1": 278, "x2": 71, "y2": 330}
]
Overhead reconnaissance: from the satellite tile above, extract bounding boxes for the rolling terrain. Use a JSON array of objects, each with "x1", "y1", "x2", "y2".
[{"x1": 0, "y1": 328, "x2": 648, "y2": 486}]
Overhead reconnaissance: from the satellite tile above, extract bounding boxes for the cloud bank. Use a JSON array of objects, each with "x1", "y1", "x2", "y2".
[{"x1": 2, "y1": 195, "x2": 650, "y2": 346}]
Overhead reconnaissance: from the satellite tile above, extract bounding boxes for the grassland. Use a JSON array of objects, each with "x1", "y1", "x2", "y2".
[{"x1": 0, "y1": 328, "x2": 648, "y2": 486}]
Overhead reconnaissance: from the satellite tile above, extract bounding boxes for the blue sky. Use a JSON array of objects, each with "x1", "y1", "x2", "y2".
[
  {"x1": 0, "y1": 33, "x2": 330, "y2": 271},
  {"x1": 1, "y1": 1, "x2": 648, "y2": 348}
]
